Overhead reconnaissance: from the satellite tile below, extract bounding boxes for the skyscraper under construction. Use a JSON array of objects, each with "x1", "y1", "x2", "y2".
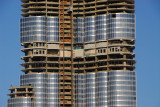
[{"x1": 8, "y1": 0, "x2": 136, "y2": 107}]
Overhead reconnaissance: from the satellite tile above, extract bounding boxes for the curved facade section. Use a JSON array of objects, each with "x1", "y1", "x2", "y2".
[
  {"x1": 47, "y1": 74, "x2": 59, "y2": 107},
  {"x1": 76, "y1": 13, "x2": 135, "y2": 43},
  {"x1": 74, "y1": 18, "x2": 84, "y2": 43},
  {"x1": 8, "y1": 98, "x2": 33, "y2": 107},
  {"x1": 75, "y1": 71, "x2": 136, "y2": 107},
  {"x1": 75, "y1": 74, "x2": 86, "y2": 107},
  {"x1": 96, "y1": 72, "x2": 108, "y2": 107},
  {"x1": 75, "y1": 72, "x2": 108, "y2": 107},
  {"x1": 107, "y1": 71, "x2": 137, "y2": 107},
  {"x1": 20, "y1": 16, "x2": 59, "y2": 43},
  {"x1": 96, "y1": 15, "x2": 107, "y2": 41},
  {"x1": 85, "y1": 16, "x2": 96, "y2": 42},
  {"x1": 47, "y1": 17, "x2": 59, "y2": 42},
  {"x1": 86, "y1": 73, "x2": 96, "y2": 107},
  {"x1": 108, "y1": 13, "x2": 135, "y2": 39},
  {"x1": 75, "y1": 73, "x2": 97, "y2": 107},
  {"x1": 20, "y1": 73, "x2": 59, "y2": 107}
]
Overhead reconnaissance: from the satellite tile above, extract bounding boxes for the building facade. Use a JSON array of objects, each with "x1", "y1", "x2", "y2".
[{"x1": 8, "y1": 0, "x2": 136, "y2": 107}]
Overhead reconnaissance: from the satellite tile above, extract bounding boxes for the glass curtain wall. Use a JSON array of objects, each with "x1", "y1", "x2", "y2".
[
  {"x1": 107, "y1": 71, "x2": 137, "y2": 107},
  {"x1": 75, "y1": 71, "x2": 136, "y2": 107},
  {"x1": 20, "y1": 73, "x2": 59, "y2": 107},
  {"x1": 108, "y1": 14, "x2": 135, "y2": 39},
  {"x1": 20, "y1": 17, "x2": 59, "y2": 43},
  {"x1": 74, "y1": 13, "x2": 135, "y2": 43},
  {"x1": 8, "y1": 98, "x2": 33, "y2": 107}
]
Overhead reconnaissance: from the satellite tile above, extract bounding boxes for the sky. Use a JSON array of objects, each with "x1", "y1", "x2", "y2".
[{"x1": 0, "y1": 0, "x2": 160, "y2": 107}]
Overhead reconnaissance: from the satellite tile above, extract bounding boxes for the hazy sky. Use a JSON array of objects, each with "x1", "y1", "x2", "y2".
[{"x1": 0, "y1": 0, "x2": 160, "y2": 107}]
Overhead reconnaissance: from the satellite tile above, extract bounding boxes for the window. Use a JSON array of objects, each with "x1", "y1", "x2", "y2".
[
  {"x1": 100, "y1": 49, "x2": 102, "y2": 53},
  {"x1": 103, "y1": 49, "x2": 106, "y2": 53},
  {"x1": 112, "y1": 48, "x2": 114, "y2": 52}
]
